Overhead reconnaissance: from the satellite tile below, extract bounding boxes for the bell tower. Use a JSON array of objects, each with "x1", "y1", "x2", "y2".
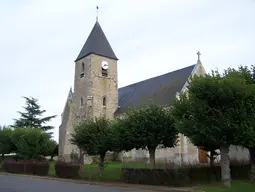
[{"x1": 73, "y1": 21, "x2": 118, "y2": 120}]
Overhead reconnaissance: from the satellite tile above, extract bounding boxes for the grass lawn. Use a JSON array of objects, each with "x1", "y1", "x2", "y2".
[{"x1": 194, "y1": 180, "x2": 255, "y2": 192}]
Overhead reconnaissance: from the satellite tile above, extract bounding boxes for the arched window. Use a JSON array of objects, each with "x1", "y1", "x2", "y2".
[
  {"x1": 80, "y1": 97, "x2": 83, "y2": 107},
  {"x1": 103, "y1": 97, "x2": 106, "y2": 107},
  {"x1": 80, "y1": 63, "x2": 85, "y2": 78},
  {"x1": 102, "y1": 68, "x2": 108, "y2": 77},
  {"x1": 82, "y1": 63, "x2": 85, "y2": 72}
]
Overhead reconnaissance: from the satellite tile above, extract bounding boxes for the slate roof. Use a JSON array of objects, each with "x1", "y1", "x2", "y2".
[
  {"x1": 115, "y1": 64, "x2": 196, "y2": 115},
  {"x1": 75, "y1": 21, "x2": 118, "y2": 62}
]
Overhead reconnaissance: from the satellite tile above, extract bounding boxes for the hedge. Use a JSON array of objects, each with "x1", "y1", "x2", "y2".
[
  {"x1": 0, "y1": 160, "x2": 251, "y2": 187},
  {"x1": 122, "y1": 164, "x2": 250, "y2": 187},
  {"x1": 54, "y1": 161, "x2": 80, "y2": 178},
  {"x1": 3, "y1": 160, "x2": 49, "y2": 176}
]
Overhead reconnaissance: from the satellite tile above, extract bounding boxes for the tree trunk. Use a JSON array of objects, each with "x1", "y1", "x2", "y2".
[
  {"x1": 209, "y1": 150, "x2": 214, "y2": 167},
  {"x1": 148, "y1": 148, "x2": 156, "y2": 169},
  {"x1": 220, "y1": 144, "x2": 231, "y2": 188},
  {"x1": 79, "y1": 149, "x2": 84, "y2": 164},
  {"x1": 98, "y1": 153, "x2": 106, "y2": 179},
  {"x1": 248, "y1": 147, "x2": 255, "y2": 181}
]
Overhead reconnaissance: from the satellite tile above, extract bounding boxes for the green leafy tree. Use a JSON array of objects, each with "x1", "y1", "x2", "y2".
[
  {"x1": 43, "y1": 140, "x2": 58, "y2": 161},
  {"x1": 115, "y1": 104, "x2": 178, "y2": 168},
  {"x1": 171, "y1": 70, "x2": 251, "y2": 188},
  {"x1": 0, "y1": 126, "x2": 14, "y2": 160},
  {"x1": 12, "y1": 128, "x2": 55, "y2": 160},
  {"x1": 12, "y1": 97, "x2": 56, "y2": 131},
  {"x1": 111, "y1": 117, "x2": 136, "y2": 154},
  {"x1": 224, "y1": 65, "x2": 255, "y2": 180},
  {"x1": 169, "y1": 97, "x2": 220, "y2": 167},
  {"x1": 53, "y1": 143, "x2": 59, "y2": 159},
  {"x1": 70, "y1": 117, "x2": 115, "y2": 177},
  {"x1": 10, "y1": 128, "x2": 27, "y2": 155}
]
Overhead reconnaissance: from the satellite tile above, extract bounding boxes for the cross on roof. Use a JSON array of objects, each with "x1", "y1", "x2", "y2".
[
  {"x1": 96, "y1": 6, "x2": 99, "y2": 22},
  {"x1": 197, "y1": 51, "x2": 201, "y2": 61}
]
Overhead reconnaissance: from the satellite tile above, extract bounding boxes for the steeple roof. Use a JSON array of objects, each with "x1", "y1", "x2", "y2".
[{"x1": 75, "y1": 21, "x2": 118, "y2": 62}]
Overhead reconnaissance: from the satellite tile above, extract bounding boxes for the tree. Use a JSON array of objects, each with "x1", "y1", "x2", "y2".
[
  {"x1": 44, "y1": 141, "x2": 58, "y2": 161},
  {"x1": 70, "y1": 117, "x2": 115, "y2": 177},
  {"x1": 111, "y1": 117, "x2": 137, "y2": 154},
  {"x1": 12, "y1": 96, "x2": 56, "y2": 131},
  {"x1": 224, "y1": 65, "x2": 255, "y2": 180},
  {"x1": 174, "y1": 93, "x2": 220, "y2": 167},
  {"x1": 169, "y1": 96, "x2": 220, "y2": 167},
  {"x1": 12, "y1": 128, "x2": 55, "y2": 160},
  {"x1": 171, "y1": 71, "x2": 251, "y2": 188},
  {"x1": 10, "y1": 128, "x2": 27, "y2": 155},
  {"x1": 115, "y1": 104, "x2": 178, "y2": 168},
  {"x1": 53, "y1": 143, "x2": 59, "y2": 159},
  {"x1": 0, "y1": 126, "x2": 14, "y2": 160}
]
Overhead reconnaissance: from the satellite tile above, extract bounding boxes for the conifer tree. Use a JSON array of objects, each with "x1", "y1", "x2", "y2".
[{"x1": 12, "y1": 96, "x2": 56, "y2": 131}]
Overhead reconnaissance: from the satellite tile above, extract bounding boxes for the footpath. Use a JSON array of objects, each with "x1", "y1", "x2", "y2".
[{"x1": 0, "y1": 172, "x2": 193, "y2": 192}]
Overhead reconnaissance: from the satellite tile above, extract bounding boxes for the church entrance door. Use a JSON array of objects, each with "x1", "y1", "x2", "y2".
[{"x1": 198, "y1": 146, "x2": 208, "y2": 163}]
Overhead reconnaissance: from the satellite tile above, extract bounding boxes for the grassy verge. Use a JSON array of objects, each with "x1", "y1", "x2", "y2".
[{"x1": 194, "y1": 180, "x2": 255, "y2": 192}]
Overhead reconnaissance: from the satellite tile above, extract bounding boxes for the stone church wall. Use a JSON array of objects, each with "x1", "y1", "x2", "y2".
[
  {"x1": 214, "y1": 145, "x2": 249, "y2": 163},
  {"x1": 59, "y1": 97, "x2": 72, "y2": 158},
  {"x1": 60, "y1": 101, "x2": 79, "y2": 162},
  {"x1": 90, "y1": 54, "x2": 118, "y2": 120},
  {"x1": 229, "y1": 145, "x2": 249, "y2": 161}
]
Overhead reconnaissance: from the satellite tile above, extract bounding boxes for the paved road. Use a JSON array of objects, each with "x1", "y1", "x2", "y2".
[{"x1": 0, "y1": 175, "x2": 149, "y2": 192}]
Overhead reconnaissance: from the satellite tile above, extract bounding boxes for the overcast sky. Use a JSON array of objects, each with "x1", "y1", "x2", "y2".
[{"x1": 1, "y1": 0, "x2": 254, "y2": 141}]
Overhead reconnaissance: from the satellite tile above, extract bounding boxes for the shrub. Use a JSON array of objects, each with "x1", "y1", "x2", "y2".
[
  {"x1": 2, "y1": 160, "x2": 10, "y2": 172},
  {"x1": 122, "y1": 164, "x2": 250, "y2": 187},
  {"x1": 54, "y1": 161, "x2": 80, "y2": 178},
  {"x1": 3, "y1": 160, "x2": 24, "y2": 174},
  {"x1": 0, "y1": 155, "x2": 16, "y2": 163},
  {"x1": 2, "y1": 160, "x2": 49, "y2": 176},
  {"x1": 32, "y1": 161, "x2": 49, "y2": 176},
  {"x1": 23, "y1": 160, "x2": 50, "y2": 176}
]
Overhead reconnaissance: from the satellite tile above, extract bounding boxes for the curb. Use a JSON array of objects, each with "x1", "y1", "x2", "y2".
[{"x1": 0, "y1": 172, "x2": 192, "y2": 192}]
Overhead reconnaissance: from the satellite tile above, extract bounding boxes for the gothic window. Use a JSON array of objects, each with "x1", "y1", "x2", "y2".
[
  {"x1": 82, "y1": 63, "x2": 84, "y2": 72},
  {"x1": 102, "y1": 68, "x2": 108, "y2": 77},
  {"x1": 80, "y1": 97, "x2": 83, "y2": 107},
  {"x1": 80, "y1": 63, "x2": 85, "y2": 78},
  {"x1": 103, "y1": 97, "x2": 106, "y2": 107}
]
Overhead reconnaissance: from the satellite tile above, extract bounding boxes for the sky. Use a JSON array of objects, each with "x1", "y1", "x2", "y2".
[{"x1": 0, "y1": 0, "x2": 255, "y2": 142}]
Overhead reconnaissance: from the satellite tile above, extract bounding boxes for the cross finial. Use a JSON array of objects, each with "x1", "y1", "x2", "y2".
[
  {"x1": 197, "y1": 51, "x2": 201, "y2": 62},
  {"x1": 96, "y1": 6, "x2": 99, "y2": 22}
]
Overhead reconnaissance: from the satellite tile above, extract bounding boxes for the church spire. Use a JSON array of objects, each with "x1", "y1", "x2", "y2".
[{"x1": 75, "y1": 16, "x2": 118, "y2": 62}]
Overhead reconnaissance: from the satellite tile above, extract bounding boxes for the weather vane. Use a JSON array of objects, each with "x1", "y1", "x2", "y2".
[{"x1": 96, "y1": 6, "x2": 99, "y2": 22}]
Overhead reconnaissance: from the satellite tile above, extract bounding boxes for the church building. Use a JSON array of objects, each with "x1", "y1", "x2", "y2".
[{"x1": 58, "y1": 19, "x2": 249, "y2": 164}]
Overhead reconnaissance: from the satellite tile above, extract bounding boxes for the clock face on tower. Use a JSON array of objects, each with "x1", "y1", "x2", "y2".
[{"x1": 101, "y1": 61, "x2": 109, "y2": 70}]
